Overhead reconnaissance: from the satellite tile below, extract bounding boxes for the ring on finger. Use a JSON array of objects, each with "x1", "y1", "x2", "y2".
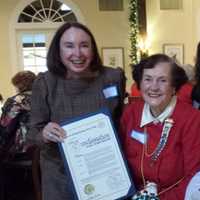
[{"x1": 47, "y1": 132, "x2": 53, "y2": 138}]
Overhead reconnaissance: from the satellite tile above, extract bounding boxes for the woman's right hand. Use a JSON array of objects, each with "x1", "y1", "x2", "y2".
[{"x1": 42, "y1": 122, "x2": 67, "y2": 143}]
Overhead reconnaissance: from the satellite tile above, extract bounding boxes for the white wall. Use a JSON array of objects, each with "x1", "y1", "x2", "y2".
[
  {"x1": 146, "y1": 0, "x2": 197, "y2": 65},
  {"x1": 1, "y1": 0, "x2": 200, "y2": 98},
  {"x1": 0, "y1": 0, "x2": 131, "y2": 98}
]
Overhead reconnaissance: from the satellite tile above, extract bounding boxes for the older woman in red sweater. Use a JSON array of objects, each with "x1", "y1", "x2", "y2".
[{"x1": 120, "y1": 54, "x2": 200, "y2": 200}]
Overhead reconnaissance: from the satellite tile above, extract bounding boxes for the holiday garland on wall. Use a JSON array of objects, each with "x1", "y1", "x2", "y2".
[{"x1": 129, "y1": 0, "x2": 139, "y2": 64}]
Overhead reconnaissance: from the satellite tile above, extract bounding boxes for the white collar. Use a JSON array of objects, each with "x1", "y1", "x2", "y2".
[{"x1": 140, "y1": 96, "x2": 177, "y2": 127}]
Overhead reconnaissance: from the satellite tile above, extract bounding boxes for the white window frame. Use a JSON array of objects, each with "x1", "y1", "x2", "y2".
[{"x1": 9, "y1": 0, "x2": 86, "y2": 75}]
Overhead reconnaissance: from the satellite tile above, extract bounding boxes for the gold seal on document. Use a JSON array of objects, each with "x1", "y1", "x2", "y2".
[{"x1": 84, "y1": 184, "x2": 95, "y2": 195}]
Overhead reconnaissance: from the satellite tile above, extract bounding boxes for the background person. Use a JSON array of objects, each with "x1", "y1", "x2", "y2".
[
  {"x1": 28, "y1": 22, "x2": 126, "y2": 200},
  {"x1": 192, "y1": 42, "x2": 200, "y2": 109},
  {"x1": 0, "y1": 70, "x2": 36, "y2": 154},
  {"x1": 177, "y1": 64, "x2": 194, "y2": 105},
  {"x1": 120, "y1": 54, "x2": 200, "y2": 200},
  {"x1": 182, "y1": 64, "x2": 195, "y2": 85}
]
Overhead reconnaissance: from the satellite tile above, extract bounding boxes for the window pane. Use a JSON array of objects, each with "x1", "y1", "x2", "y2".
[
  {"x1": 23, "y1": 49, "x2": 35, "y2": 66},
  {"x1": 22, "y1": 34, "x2": 34, "y2": 44},
  {"x1": 21, "y1": 33, "x2": 47, "y2": 73}
]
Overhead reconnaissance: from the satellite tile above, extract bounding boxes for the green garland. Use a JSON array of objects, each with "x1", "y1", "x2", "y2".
[{"x1": 129, "y1": 0, "x2": 139, "y2": 64}]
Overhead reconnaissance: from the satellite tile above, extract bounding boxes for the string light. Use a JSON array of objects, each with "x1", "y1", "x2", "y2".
[{"x1": 129, "y1": 0, "x2": 139, "y2": 64}]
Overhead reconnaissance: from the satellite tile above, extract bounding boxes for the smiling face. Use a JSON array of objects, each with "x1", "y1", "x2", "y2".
[
  {"x1": 140, "y1": 62, "x2": 175, "y2": 117},
  {"x1": 59, "y1": 27, "x2": 93, "y2": 78}
]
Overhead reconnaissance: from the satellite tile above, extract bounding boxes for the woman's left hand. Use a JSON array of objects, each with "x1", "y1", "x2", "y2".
[{"x1": 42, "y1": 122, "x2": 67, "y2": 143}]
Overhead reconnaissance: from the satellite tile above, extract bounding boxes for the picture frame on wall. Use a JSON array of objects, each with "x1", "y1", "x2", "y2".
[
  {"x1": 163, "y1": 44, "x2": 184, "y2": 64},
  {"x1": 101, "y1": 47, "x2": 124, "y2": 69}
]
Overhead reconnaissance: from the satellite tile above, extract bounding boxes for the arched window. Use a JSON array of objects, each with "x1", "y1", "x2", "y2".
[
  {"x1": 10, "y1": 0, "x2": 84, "y2": 74},
  {"x1": 18, "y1": 0, "x2": 77, "y2": 23}
]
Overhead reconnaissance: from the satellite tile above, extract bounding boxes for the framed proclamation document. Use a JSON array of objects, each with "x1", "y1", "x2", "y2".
[{"x1": 58, "y1": 109, "x2": 136, "y2": 200}]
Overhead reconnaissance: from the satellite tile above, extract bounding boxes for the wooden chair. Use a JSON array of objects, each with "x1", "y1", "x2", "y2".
[{"x1": 0, "y1": 145, "x2": 41, "y2": 200}]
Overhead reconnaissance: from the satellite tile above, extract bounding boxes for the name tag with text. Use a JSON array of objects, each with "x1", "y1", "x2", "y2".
[
  {"x1": 103, "y1": 85, "x2": 118, "y2": 99},
  {"x1": 131, "y1": 130, "x2": 147, "y2": 144}
]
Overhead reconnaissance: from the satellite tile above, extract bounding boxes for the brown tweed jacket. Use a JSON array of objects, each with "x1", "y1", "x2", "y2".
[{"x1": 28, "y1": 66, "x2": 126, "y2": 200}]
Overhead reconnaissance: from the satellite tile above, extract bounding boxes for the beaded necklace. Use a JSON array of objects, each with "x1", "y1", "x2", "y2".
[
  {"x1": 144, "y1": 118, "x2": 174, "y2": 161},
  {"x1": 140, "y1": 117, "x2": 184, "y2": 197}
]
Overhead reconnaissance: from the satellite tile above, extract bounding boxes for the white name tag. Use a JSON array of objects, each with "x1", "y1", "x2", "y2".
[
  {"x1": 103, "y1": 85, "x2": 118, "y2": 99},
  {"x1": 131, "y1": 130, "x2": 147, "y2": 144}
]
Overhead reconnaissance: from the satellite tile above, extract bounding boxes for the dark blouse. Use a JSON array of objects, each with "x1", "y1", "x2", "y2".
[
  {"x1": 192, "y1": 84, "x2": 200, "y2": 109},
  {"x1": 0, "y1": 91, "x2": 32, "y2": 153}
]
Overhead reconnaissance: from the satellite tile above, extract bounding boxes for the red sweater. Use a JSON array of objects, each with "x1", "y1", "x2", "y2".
[{"x1": 120, "y1": 99, "x2": 200, "y2": 200}]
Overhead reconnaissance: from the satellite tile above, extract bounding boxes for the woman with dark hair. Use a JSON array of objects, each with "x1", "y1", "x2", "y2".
[
  {"x1": 120, "y1": 54, "x2": 200, "y2": 200},
  {"x1": 28, "y1": 22, "x2": 126, "y2": 200},
  {"x1": 0, "y1": 70, "x2": 36, "y2": 153},
  {"x1": 47, "y1": 22, "x2": 102, "y2": 77},
  {"x1": 176, "y1": 64, "x2": 194, "y2": 105},
  {"x1": 192, "y1": 42, "x2": 200, "y2": 109}
]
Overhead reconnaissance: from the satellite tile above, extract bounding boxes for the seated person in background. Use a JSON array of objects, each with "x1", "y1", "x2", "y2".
[
  {"x1": 0, "y1": 71, "x2": 36, "y2": 155},
  {"x1": 120, "y1": 54, "x2": 200, "y2": 200},
  {"x1": 177, "y1": 64, "x2": 194, "y2": 105}
]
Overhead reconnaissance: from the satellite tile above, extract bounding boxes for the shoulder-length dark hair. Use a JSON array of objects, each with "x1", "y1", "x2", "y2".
[
  {"x1": 132, "y1": 54, "x2": 188, "y2": 92},
  {"x1": 47, "y1": 22, "x2": 102, "y2": 77}
]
